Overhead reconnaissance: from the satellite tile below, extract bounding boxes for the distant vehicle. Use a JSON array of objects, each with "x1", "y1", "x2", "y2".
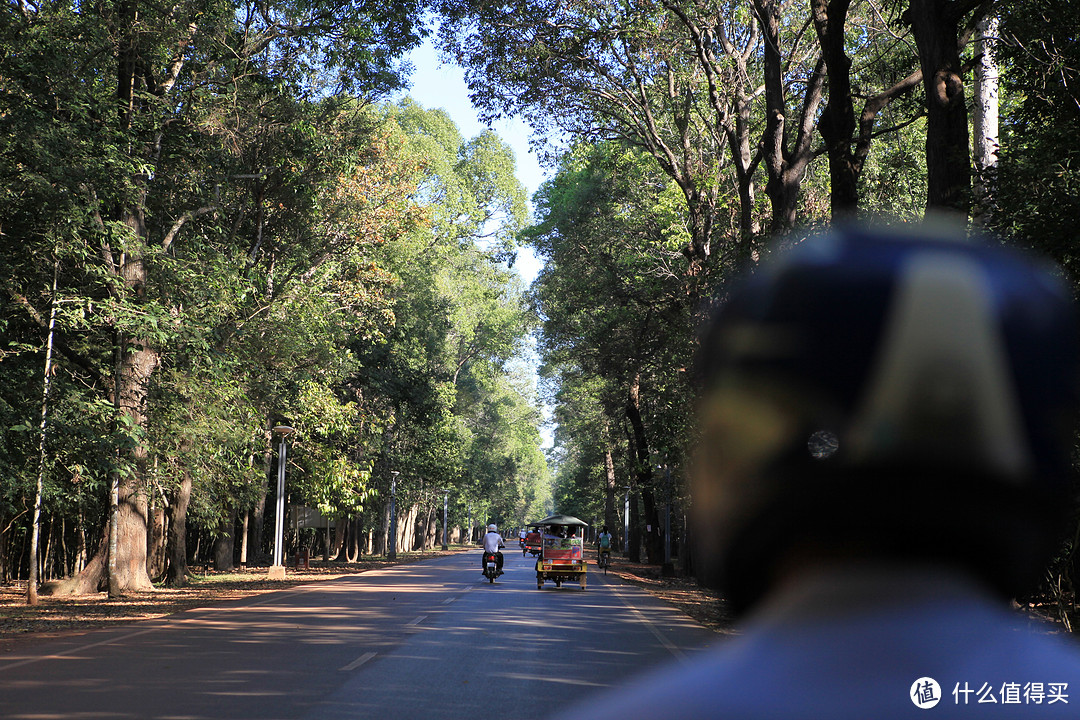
[
  {"x1": 518, "y1": 529, "x2": 527, "y2": 548},
  {"x1": 533, "y1": 514, "x2": 589, "y2": 590},
  {"x1": 523, "y1": 527, "x2": 542, "y2": 557}
]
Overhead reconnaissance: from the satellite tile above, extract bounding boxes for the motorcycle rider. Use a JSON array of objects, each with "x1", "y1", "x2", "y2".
[{"x1": 482, "y1": 523, "x2": 504, "y2": 576}]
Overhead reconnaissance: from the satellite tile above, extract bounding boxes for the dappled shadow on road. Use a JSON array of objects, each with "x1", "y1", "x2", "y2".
[
  {"x1": 0, "y1": 551, "x2": 722, "y2": 720},
  {"x1": 0, "y1": 552, "x2": 468, "y2": 644},
  {"x1": 308, "y1": 554, "x2": 721, "y2": 720}
]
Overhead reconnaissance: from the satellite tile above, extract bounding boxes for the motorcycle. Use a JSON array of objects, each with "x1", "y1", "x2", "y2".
[{"x1": 483, "y1": 551, "x2": 500, "y2": 583}]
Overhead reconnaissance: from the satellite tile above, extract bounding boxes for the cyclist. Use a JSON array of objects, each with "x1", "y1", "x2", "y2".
[
  {"x1": 562, "y1": 219, "x2": 1080, "y2": 718},
  {"x1": 596, "y1": 526, "x2": 613, "y2": 568}
]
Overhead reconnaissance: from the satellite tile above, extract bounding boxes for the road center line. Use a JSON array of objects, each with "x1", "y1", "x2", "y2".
[{"x1": 339, "y1": 651, "x2": 377, "y2": 672}]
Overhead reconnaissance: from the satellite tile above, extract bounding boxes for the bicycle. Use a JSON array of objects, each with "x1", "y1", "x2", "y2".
[{"x1": 597, "y1": 548, "x2": 611, "y2": 574}]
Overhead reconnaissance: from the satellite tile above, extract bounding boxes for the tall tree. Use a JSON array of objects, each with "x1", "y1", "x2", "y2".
[
  {"x1": 904, "y1": 0, "x2": 988, "y2": 213},
  {"x1": 1, "y1": 0, "x2": 427, "y2": 593},
  {"x1": 527, "y1": 142, "x2": 694, "y2": 563},
  {"x1": 439, "y1": 0, "x2": 769, "y2": 271}
]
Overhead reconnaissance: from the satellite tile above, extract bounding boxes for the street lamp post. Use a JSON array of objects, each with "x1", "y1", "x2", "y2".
[
  {"x1": 269, "y1": 425, "x2": 295, "y2": 579},
  {"x1": 387, "y1": 471, "x2": 399, "y2": 560}
]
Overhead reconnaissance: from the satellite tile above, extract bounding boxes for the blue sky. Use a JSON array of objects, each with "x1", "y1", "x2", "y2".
[{"x1": 396, "y1": 37, "x2": 548, "y2": 285}]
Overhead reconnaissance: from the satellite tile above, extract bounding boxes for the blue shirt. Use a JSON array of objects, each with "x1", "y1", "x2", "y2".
[{"x1": 560, "y1": 564, "x2": 1080, "y2": 718}]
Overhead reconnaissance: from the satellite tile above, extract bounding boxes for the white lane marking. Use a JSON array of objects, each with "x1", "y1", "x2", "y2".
[
  {"x1": 0, "y1": 627, "x2": 158, "y2": 672},
  {"x1": 406, "y1": 615, "x2": 427, "y2": 626},
  {"x1": 339, "y1": 651, "x2": 377, "y2": 672},
  {"x1": 603, "y1": 575, "x2": 688, "y2": 664}
]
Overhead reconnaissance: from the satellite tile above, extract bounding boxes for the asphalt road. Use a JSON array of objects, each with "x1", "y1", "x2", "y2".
[{"x1": 0, "y1": 549, "x2": 719, "y2": 719}]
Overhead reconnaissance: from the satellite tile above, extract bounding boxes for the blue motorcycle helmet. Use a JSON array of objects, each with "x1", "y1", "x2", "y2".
[{"x1": 692, "y1": 218, "x2": 1080, "y2": 615}]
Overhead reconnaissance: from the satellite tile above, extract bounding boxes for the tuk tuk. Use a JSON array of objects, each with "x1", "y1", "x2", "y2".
[{"x1": 534, "y1": 514, "x2": 588, "y2": 590}]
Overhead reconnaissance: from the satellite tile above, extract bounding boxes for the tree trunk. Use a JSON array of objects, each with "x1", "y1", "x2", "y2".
[
  {"x1": 625, "y1": 373, "x2": 662, "y2": 563},
  {"x1": 39, "y1": 530, "x2": 108, "y2": 595},
  {"x1": 755, "y1": 0, "x2": 827, "y2": 233},
  {"x1": 401, "y1": 505, "x2": 417, "y2": 552},
  {"x1": 603, "y1": 443, "x2": 617, "y2": 539},
  {"x1": 165, "y1": 466, "x2": 193, "y2": 587},
  {"x1": 329, "y1": 519, "x2": 346, "y2": 561},
  {"x1": 249, "y1": 429, "x2": 272, "y2": 564},
  {"x1": 424, "y1": 505, "x2": 436, "y2": 550},
  {"x1": 732, "y1": 90, "x2": 760, "y2": 257},
  {"x1": 347, "y1": 519, "x2": 360, "y2": 562},
  {"x1": 240, "y1": 510, "x2": 250, "y2": 566},
  {"x1": 908, "y1": 0, "x2": 972, "y2": 214},
  {"x1": 213, "y1": 511, "x2": 235, "y2": 571},
  {"x1": 148, "y1": 498, "x2": 167, "y2": 580},
  {"x1": 812, "y1": 0, "x2": 859, "y2": 218},
  {"x1": 375, "y1": 503, "x2": 388, "y2": 556},
  {"x1": 972, "y1": 14, "x2": 999, "y2": 227}
]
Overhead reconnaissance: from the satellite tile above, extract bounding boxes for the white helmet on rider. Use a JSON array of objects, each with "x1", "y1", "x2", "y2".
[{"x1": 487, "y1": 524, "x2": 497, "y2": 532}]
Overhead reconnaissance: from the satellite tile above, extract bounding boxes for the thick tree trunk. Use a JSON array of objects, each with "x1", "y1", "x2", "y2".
[
  {"x1": 813, "y1": 0, "x2": 859, "y2": 217},
  {"x1": 213, "y1": 511, "x2": 235, "y2": 571},
  {"x1": 39, "y1": 530, "x2": 109, "y2": 595},
  {"x1": 329, "y1": 519, "x2": 346, "y2": 561},
  {"x1": 401, "y1": 505, "x2": 417, "y2": 552},
  {"x1": 908, "y1": 0, "x2": 972, "y2": 214},
  {"x1": 625, "y1": 373, "x2": 662, "y2": 564},
  {"x1": 165, "y1": 468, "x2": 193, "y2": 587},
  {"x1": 348, "y1": 519, "x2": 360, "y2": 561}
]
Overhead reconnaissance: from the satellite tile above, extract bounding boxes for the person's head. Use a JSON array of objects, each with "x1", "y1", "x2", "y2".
[
  {"x1": 602, "y1": 526, "x2": 609, "y2": 534},
  {"x1": 692, "y1": 219, "x2": 1080, "y2": 615},
  {"x1": 487, "y1": 523, "x2": 497, "y2": 533}
]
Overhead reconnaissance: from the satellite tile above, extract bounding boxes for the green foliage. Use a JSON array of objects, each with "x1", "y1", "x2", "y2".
[
  {"x1": 992, "y1": 0, "x2": 1080, "y2": 278},
  {"x1": 527, "y1": 141, "x2": 694, "y2": 541},
  {"x1": 0, "y1": 2, "x2": 548, "y2": 580}
]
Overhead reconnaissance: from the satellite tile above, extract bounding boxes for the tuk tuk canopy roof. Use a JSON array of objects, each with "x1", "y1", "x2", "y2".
[{"x1": 535, "y1": 514, "x2": 589, "y2": 528}]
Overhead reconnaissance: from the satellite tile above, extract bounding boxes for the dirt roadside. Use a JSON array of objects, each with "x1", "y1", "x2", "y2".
[{"x1": 0, "y1": 547, "x2": 734, "y2": 651}]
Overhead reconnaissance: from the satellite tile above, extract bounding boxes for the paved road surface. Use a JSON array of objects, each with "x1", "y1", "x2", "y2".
[{"x1": 0, "y1": 550, "x2": 719, "y2": 719}]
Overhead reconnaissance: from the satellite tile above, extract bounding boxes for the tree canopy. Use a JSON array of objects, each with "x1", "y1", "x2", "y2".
[{"x1": 3, "y1": 0, "x2": 1080, "y2": 614}]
